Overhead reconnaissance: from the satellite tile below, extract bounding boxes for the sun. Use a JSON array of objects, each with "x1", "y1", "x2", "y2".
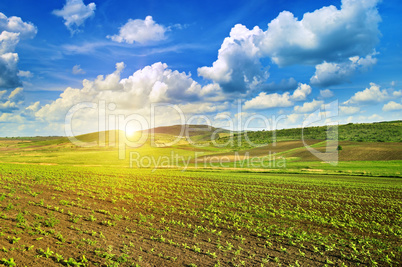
[{"x1": 125, "y1": 122, "x2": 140, "y2": 137}]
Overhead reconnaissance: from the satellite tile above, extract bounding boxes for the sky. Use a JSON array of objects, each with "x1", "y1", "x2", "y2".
[{"x1": 0, "y1": 0, "x2": 401, "y2": 137}]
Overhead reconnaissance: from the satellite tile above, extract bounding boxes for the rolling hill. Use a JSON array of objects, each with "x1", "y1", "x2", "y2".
[{"x1": 0, "y1": 121, "x2": 400, "y2": 170}]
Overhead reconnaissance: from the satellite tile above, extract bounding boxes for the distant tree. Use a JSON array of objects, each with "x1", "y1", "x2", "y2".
[{"x1": 337, "y1": 145, "x2": 342, "y2": 151}]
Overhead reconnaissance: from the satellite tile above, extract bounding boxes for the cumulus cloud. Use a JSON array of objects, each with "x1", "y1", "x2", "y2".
[
  {"x1": 108, "y1": 16, "x2": 167, "y2": 45},
  {"x1": 319, "y1": 89, "x2": 334, "y2": 98},
  {"x1": 294, "y1": 99, "x2": 324, "y2": 113},
  {"x1": 243, "y1": 92, "x2": 293, "y2": 110},
  {"x1": 0, "y1": 88, "x2": 22, "y2": 112},
  {"x1": 345, "y1": 83, "x2": 390, "y2": 104},
  {"x1": 178, "y1": 102, "x2": 229, "y2": 115},
  {"x1": 260, "y1": 0, "x2": 381, "y2": 66},
  {"x1": 0, "y1": 100, "x2": 18, "y2": 112},
  {"x1": 0, "y1": 13, "x2": 37, "y2": 89},
  {"x1": 17, "y1": 70, "x2": 33, "y2": 78},
  {"x1": 393, "y1": 91, "x2": 402, "y2": 98},
  {"x1": 19, "y1": 100, "x2": 40, "y2": 119},
  {"x1": 0, "y1": 13, "x2": 37, "y2": 39},
  {"x1": 0, "y1": 53, "x2": 20, "y2": 88},
  {"x1": 91, "y1": 62, "x2": 125, "y2": 91},
  {"x1": 291, "y1": 83, "x2": 311, "y2": 101},
  {"x1": 0, "y1": 112, "x2": 23, "y2": 123},
  {"x1": 35, "y1": 62, "x2": 209, "y2": 127},
  {"x1": 197, "y1": 24, "x2": 268, "y2": 93},
  {"x1": 310, "y1": 53, "x2": 377, "y2": 87},
  {"x1": 214, "y1": 111, "x2": 232, "y2": 120},
  {"x1": 197, "y1": 83, "x2": 224, "y2": 100},
  {"x1": 53, "y1": 0, "x2": 96, "y2": 34},
  {"x1": 26, "y1": 101, "x2": 40, "y2": 112},
  {"x1": 243, "y1": 83, "x2": 311, "y2": 110},
  {"x1": 382, "y1": 101, "x2": 402, "y2": 112},
  {"x1": 8, "y1": 87, "x2": 23, "y2": 100},
  {"x1": 0, "y1": 31, "x2": 20, "y2": 54},
  {"x1": 287, "y1": 113, "x2": 303, "y2": 124},
  {"x1": 339, "y1": 105, "x2": 360, "y2": 115},
  {"x1": 352, "y1": 114, "x2": 383, "y2": 123},
  {"x1": 34, "y1": 62, "x2": 233, "y2": 134},
  {"x1": 0, "y1": 88, "x2": 23, "y2": 115},
  {"x1": 199, "y1": 0, "x2": 381, "y2": 92}
]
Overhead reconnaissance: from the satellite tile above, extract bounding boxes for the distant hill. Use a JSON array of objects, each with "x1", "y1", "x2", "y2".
[
  {"x1": 1, "y1": 121, "x2": 400, "y2": 151},
  {"x1": 215, "y1": 120, "x2": 402, "y2": 147},
  {"x1": 0, "y1": 121, "x2": 400, "y2": 166},
  {"x1": 141, "y1": 124, "x2": 229, "y2": 137}
]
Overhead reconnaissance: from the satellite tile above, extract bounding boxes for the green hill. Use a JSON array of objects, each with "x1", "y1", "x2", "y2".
[
  {"x1": 215, "y1": 120, "x2": 402, "y2": 148},
  {"x1": 141, "y1": 124, "x2": 228, "y2": 136}
]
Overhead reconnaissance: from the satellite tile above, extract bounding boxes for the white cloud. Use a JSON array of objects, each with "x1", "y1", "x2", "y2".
[
  {"x1": 26, "y1": 101, "x2": 40, "y2": 112},
  {"x1": 0, "y1": 13, "x2": 37, "y2": 39},
  {"x1": 72, "y1": 65, "x2": 85, "y2": 75},
  {"x1": 260, "y1": 0, "x2": 381, "y2": 66},
  {"x1": 53, "y1": 0, "x2": 96, "y2": 34},
  {"x1": 294, "y1": 99, "x2": 324, "y2": 114},
  {"x1": 178, "y1": 102, "x2": 228, "y2": 115},
  {"x1": 199, "y1": 0, "x2": 381, "y2": 92},
  {"x1": 17, "y1": 70, "x2": 33, "y2": 78},
  {"x1": 0, "y1": 112, "x2": 23, "y2": 123},
  {"x1": 0, "y1": 31, "x2": 20, "y2": 54},
  {"x1": 310, "y1": 53, "x2": 377, "y2": 87},
  {"x1": 214, "y1": 111, "x2": 231, "y2": 120},
  {"x1": 339, "y1": 105, "x2": 360, "y2": 115},
  {"x1": 287, "y1": 113, "x2": 302, "y2": 124},
  {"x1": 0, "y1": 100, "x2": 18, "y2": 112},
  {"x1": 92, "y1": 62, "x2": 125, "y2": 91},
  {"x1": 197, "y1": 24, "x2": 267, "y2": 93},
  {"x1": 20, "y1": 101, "x2": 40, "y2": 119},
  {"x1": 393, "y1": 91, "x2": 402, "y2": 98},
  {"x1": 243, "y1": 92, "x2": 292, "y2": 110},
  {"x1": 319, "y1": 89, "x2": 334, "y2": 98},
  {"x1": 0, "y1": 13, "x2": 37, "y2": 89},
  {"x1": 243, "y1": 83, "x2": 311, "y2": 110},
  {"x1": 345, "y1": 83, "x2": 389, "y2": 104},
  {"x1": 108, "y1": 16, "x2": 167, "y2": 45},
  {"x1": 368, "y1": 114, "x2": 383, "y2": 121},
  {"x1": 198, "y1": 83, "x2": 222, "y2": 98},
  {"x1": 8, "y1": 87, "x2": 23, "y2": 100},
  {"x1": 35, "y1": 62, "x2": 210, "y2": 133},
  {"x1": 382, "y1": 101, "x2": 402, "y2": 112},
  {"x1": 0, "y1": 53, "x2": 19, "y2": 88},
  {"x1": 290, "y1": 83, "x2": 311, "y2": 101}
]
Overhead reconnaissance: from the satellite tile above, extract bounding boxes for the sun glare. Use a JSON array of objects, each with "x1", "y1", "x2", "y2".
[{"x1": 125, "y1": 123, "x2": 139, "y2": 137}]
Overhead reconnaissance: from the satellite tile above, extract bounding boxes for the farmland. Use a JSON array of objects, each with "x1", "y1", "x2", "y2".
[
  {"x1": 0, "y1": 164, "x2": 401, "y2": 266},
  {"x1": 0, "y1": 121, "x2": 401, "y2": 266}
]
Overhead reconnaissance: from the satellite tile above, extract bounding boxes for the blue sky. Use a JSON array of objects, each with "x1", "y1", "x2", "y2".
[{"x1": 0, "y1": 0, "x2": 401, "y2": 136}]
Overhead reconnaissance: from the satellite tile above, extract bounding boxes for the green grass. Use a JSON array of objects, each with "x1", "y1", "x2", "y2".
[
  {"x1": 216, "y1": 120, "x2": 402, "y2": 148},
  {"x1": 0, "y1": 121, "x2": 400, "y2": 265},
  {"x1": 0, "y1": 163, "x2": 400, "y2": 266}
]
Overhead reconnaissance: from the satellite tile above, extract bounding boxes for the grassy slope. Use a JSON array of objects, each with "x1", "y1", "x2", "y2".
[
  {"x1": 216, "y1": 120, "x2": 402, "y2": 146},
  {"x1": 0, "y1": 121, "x2": 400, "y2": 176}
]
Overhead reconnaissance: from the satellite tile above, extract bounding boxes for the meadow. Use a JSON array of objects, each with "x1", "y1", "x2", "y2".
[{"x1": 0, "y1": 121, "x2": 401, "y2": 266}]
